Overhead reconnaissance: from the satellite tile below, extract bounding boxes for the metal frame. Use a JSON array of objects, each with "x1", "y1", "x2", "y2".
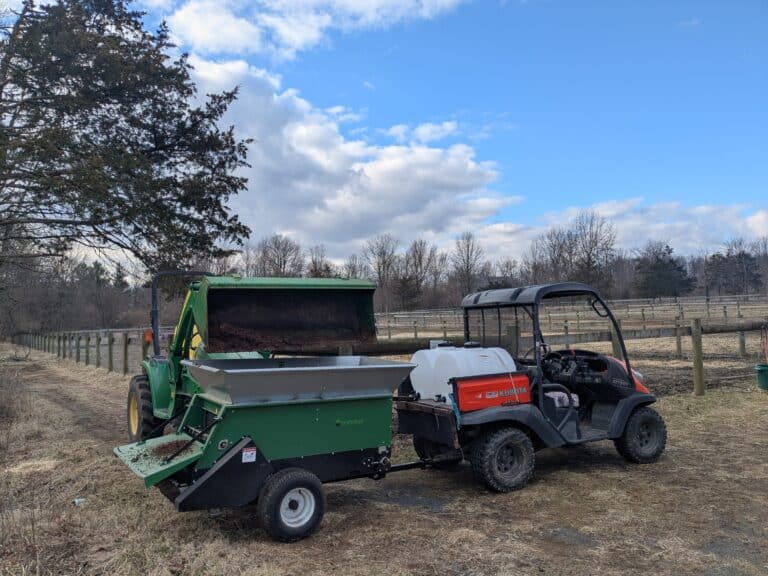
[
  {"x1": 461, "y1": 284, "x2": 636, "y2": 427},
  {"x1": 150, "y1": 270, "x2": 214, "y2": 357}
]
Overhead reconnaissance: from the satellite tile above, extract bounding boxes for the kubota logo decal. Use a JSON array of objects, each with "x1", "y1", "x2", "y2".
[{"x1": 485, "y1": 387, "x2": 527, "y2": 399}]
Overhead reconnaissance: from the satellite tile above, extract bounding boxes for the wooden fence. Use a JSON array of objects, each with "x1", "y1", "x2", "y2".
[{"x1": 10, "y1": 317, "x2": 765, "y2": 397}]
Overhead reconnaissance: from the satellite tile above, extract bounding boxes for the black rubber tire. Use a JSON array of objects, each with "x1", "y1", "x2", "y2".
[
  {"x1": 470, "y1": 427, "x2": 535, "y2": 492},
  {"x1": 257, "y1": 468, "x2": 326, "y2": 543},
  {"x1": 127, "y1": 374, "x2": 161, "y2": 442},
  {"x1": 614, "y1": 406, "x2": 667, "y2": 464},
  {"x1": 413, "y1": 436, "x2": 462, "y2": 469}
]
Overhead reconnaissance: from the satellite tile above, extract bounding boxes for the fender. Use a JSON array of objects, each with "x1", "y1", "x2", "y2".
[
  {"x1": 142, "y1": 357, "x2": 174, "y2": 420},
  {"x1": 607, "y1": 393, "x2": 656, "y2": 438},
  {"x1": 459, "y1": 404, "x2": 566, "y2": 448}
]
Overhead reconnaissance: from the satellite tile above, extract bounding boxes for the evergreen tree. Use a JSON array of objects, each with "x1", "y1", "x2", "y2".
[
  {"x1": 0, "y1": 1, "x2": 250, "y2": 270},
  {"x1": 112, "y1": 262, "x2": 129, "y2": 290},
  {"x1": 633, "y1": 241, "x2": 694, "y2": 297}
]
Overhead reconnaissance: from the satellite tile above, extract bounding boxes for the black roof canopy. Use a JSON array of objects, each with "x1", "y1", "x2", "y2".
[{"x1": 461, "y1": 282, "x2": 602, "y2": 309}]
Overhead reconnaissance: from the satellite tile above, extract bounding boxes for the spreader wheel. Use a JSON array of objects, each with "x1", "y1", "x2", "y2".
[
  {"x1": 471, "y1": 427, "x2": 535, "y2": 492},
  {"x1": 614, "y1": 406, "x2": 667, "y2": 464},
  {"x1": 127, "y1": 374, "x2": 161, "y2": 442},
  {"x1": 257, "y1": 468, "x2": 326, "y2": 542}
]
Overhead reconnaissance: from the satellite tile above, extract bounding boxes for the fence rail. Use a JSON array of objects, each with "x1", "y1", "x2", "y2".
[{"x1": 9, "y1": 314, "x2": 766, "y2": 397}]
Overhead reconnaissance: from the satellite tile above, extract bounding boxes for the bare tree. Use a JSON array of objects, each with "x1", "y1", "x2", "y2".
[
  {"x1": 240, "y1": 242, "x2": 265, "y2": 276},
  {"x1": 254, "y1": 234, "x2": 304, "y2": 277},
  {"x1": 342, "y1": 253, "x2": 369, "y2": 279},
  {"x1": 363, "y1": 233, "x2": 398, "y2": 311},
  {"x1": 392, "y1": 239, "x2": 437, "y2": 309},
  {"x1": 752, "y1": 236, "x2": 768, "y2": 289},
  {"x1": 451, "y1": 231, "x2": 485, "y2": 295},
  {"x1": 572, "y1": 211, "x2": 616, "y2": 290},
  {"x1": 307, "y1": 245, "x2": 336, "y2": 278}
]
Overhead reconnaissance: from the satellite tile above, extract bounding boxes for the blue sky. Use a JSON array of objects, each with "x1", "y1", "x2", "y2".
[{"x1": 137, "y1": 0, "x2": 768, "y2": 260}]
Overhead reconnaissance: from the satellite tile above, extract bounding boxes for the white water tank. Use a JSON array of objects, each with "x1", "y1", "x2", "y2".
[{"x1": 409, "y1": 346, "x2": 517, "y2": 402}]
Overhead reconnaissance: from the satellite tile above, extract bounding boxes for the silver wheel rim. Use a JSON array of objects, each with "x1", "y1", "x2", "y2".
[{"x1": 279, "y1": 487, "x2": 315, "y2": 528}]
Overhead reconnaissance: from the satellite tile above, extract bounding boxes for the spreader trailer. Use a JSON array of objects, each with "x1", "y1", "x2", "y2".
[{"x1": 115, "y1": 273, "x2": 428, "y2": 541}]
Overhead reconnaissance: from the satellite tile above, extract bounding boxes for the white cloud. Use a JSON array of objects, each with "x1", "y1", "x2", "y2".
[
  {"x1": 363, "y1": 80, "x2": 376, "y2": 91},
  {"x1": 540, "y1": 200, "x2": 765, "y2": 258},
  {"x1": 189, "y1": 56, "x2": 502, "y2": 258},
  {"x1": 168, "y1": 0, "x2": 465, "y2": 58},
  {"x1": 169, "y1": 1, "x2": 263, "y2": 55},
  {"x1": 385, "y1": 123, "x2": 410, "y2": 142},
  {"x1": 746, "y1": 210, "x2": 768, "y2": 239},
  {"x1": 186, "y1": 56, "x2": 766, "y2": 263},
  {"x1": 383, "y1": 120, "x2": 458, "y2": 144},
  {"x1": 413, "y1": 120, "x2": 458, "y2": 143},
  {"x1": 324, "y1": 105, "x2": 366, "y2": 123},
  {"x1": 188, "y1": 54, "x2": 281, "y2": 92}
]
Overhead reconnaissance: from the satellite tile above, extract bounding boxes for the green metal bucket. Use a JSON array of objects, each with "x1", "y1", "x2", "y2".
[{"x1": 756, "y1": 364, "x2": 768, "y2": 391}]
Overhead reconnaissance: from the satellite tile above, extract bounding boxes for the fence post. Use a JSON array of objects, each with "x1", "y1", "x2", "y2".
[
  {"x1": 675, "y1": 317, "x2": 682, "y2": 359},
  {"x1": 738, "y1": 331, "x2": 746, "y2": 358},
  {"x1": 691, "y1": 318, "x2": 704, "y2": 396},
  {"x1": 96, "y1": 333, "x2": 102, "y2": 368},
  {"x1": 641, "y1": 308, "x2": 646, "y2": 330},
  {"x1": 611, "y1": 320, "x2": 622, "y2": 358},
  {"x1": 108, "y1": 333, "x2": 114, "y2": 372},
  {"x1": 122, "y1": 332, "x2": 129, "y2": 375},
  {"x1": 56, "y1": 334, "x2": 61, "y2": 358},
  {"x1": 442, "y1": 320, "x2": 447, "y2": 339},
  {"x1": 76, "y1": 335, "x2": 81, "y2": 363},
  {"x1": 387, "y1": 320, "x2": 392, "y2": 340},
  {"x1": 85, "y1": 334, "x2": 91, "y2": 366}
]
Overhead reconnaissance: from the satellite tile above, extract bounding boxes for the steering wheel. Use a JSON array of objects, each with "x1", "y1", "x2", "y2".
[{"x1": 521, "y1": 342, "x2": 551, "y2": 359}]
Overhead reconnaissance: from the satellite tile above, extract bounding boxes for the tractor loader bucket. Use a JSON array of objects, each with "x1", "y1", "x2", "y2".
[{"x1": 113, "y1": 433, "x2": 204, "y2": 488}]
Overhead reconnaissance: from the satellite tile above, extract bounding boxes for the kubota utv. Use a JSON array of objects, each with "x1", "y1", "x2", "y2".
[{"x1": 396, "y1": 282, "x2": 668, "y2": 492}]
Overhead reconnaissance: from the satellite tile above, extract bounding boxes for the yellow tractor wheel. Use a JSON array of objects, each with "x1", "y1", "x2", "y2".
[{"x1": 127, "y1": 374, "x2": 161, "y2": 442}]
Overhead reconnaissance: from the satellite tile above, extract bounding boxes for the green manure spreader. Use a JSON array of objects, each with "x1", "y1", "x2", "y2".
[{"x1": 114, "y1": 273, "x2": 415, "y2": 541}]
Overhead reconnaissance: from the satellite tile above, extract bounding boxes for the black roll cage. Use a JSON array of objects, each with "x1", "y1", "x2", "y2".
[{"x1": 462, "y1": 288, "x2": 634, "y2": 422}]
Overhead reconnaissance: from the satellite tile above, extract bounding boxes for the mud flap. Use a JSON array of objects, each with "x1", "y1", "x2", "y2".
[
  {"x1": 113, "y1": 433, "x2": 204, "y2": 488},
  {"x1": 175, "y1": 438, "x2": 274, "y2": 511}
]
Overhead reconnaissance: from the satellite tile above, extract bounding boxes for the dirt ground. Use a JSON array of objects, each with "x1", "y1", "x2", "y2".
[{"x1": 1, "y1": 341, "x2": 767, "y2": 576}]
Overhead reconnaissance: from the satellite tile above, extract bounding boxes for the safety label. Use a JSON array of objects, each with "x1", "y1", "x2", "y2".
[{"x1": 241, "y1": 447, "x2": 257, "y2": 463}]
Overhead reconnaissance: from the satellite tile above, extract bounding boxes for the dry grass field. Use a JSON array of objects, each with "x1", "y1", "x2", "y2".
[{"x1": 1, "y1": 340, "x2": 767, "y2": 576}]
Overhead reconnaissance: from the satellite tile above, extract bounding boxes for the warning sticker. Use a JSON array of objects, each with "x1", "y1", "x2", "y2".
[{"x1": 241, "y1": 447, "x2": 257, "y2": 463}]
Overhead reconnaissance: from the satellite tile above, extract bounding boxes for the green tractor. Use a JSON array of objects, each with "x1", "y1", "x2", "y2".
[{"x1": 126, "y1": 271, "x2": 380, "y2": 442}]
